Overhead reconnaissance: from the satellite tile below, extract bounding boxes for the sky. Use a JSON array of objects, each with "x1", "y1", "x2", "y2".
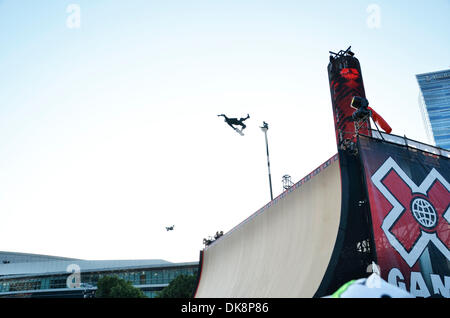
[{"x1": 0, "y1": 0, "x2": 449, "y2": 263}]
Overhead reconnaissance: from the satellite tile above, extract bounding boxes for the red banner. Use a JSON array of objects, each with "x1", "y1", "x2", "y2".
[{"x1": 358, "y1": 135, "x2": 450, "y2": 298}]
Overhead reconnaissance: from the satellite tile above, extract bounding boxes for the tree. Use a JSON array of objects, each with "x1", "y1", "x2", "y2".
[
  {"x1": 156, "y1": 274, "x2": 197, "y2": 298},
  {"x1": 95, "y1": 275, "x2": 147, "y2": 298}
]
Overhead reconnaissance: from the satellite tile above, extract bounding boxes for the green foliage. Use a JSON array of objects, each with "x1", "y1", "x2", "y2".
[
  {"x1": 95, "y1": 275, "x2": 147, "y2": 298},
  {"x1": 156, "y1": 274, "x2": 197, "y2": 298}
]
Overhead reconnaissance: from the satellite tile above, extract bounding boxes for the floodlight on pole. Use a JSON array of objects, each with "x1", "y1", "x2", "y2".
[{"x1": 260, "y1": 121, "x2": 273, "y2": 201}]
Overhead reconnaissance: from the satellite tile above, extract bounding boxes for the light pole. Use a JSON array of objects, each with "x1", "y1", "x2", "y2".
[{"x1": 260, "y1": 121, "x2": 273, "y2": 201}]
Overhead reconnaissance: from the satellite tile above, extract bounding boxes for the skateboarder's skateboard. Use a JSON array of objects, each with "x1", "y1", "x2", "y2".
[{"x1": 234, "y1": 128, "x2": 244, "y2": 136}]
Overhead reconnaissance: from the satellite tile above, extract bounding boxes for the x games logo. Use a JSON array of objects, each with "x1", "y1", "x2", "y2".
[{"x1": 371, "y1": 157, "x2": 450, "y2": 267}]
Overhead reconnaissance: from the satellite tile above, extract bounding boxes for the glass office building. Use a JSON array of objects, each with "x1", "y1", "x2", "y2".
[
  {"x1": 0, "y1": 251, "x2": 198, "y2": 298},
  {"x1": 416, "y1": 69, "x2": 450, "y2": 150}
]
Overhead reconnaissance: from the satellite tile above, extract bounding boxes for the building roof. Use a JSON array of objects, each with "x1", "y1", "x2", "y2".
[
  {"x1": 0, "y1": 251, "x2": 197, "y2": 279},
  {"x1": 0, "y1": 251, "x2": 80, "y2": 264},
  {"x1": 416, "y1": 68, "x2": 450, "y2": 78}
]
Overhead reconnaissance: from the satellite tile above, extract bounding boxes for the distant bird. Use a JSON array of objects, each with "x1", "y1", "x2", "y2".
[{"x1": 166, "y1": 225, "x2": 174, "y2": 231}]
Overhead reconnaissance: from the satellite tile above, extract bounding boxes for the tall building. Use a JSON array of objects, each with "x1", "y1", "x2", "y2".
[{"x1": 416, "y1": 69, "x2": 450, "y2": 150}]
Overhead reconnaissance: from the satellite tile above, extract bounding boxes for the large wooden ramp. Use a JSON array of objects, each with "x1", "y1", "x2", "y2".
[{"x1": 195, "y1": 155, "x2": 344, "y2": 297}]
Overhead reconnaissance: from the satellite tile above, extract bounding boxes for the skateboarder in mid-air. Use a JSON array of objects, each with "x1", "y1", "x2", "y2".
[{"x1": 217, "y1": 114, "x2": 250, "y2": 135}]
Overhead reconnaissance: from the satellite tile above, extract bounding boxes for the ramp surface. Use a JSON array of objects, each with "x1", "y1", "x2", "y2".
[{"x1": 195, "y1": 155, "x2": 342, "y2": 297}]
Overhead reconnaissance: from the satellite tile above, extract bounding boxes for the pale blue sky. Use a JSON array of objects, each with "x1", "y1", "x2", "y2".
[{"x1": 0, "y1": 1, "x2": 449, "y2": 262}]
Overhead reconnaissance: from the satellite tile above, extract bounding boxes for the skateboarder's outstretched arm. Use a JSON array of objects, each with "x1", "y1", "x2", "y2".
[
  {"x1": 218, "y1": 114, "x2": 236, "y2": 129},
  {"x1": 217, "y1": 114, "x2": 229, "y2": 120}
]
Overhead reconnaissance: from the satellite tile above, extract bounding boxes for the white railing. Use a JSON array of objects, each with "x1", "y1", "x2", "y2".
[{"x1": 369, "y1": 129, "x2": 450, "y2": 158}]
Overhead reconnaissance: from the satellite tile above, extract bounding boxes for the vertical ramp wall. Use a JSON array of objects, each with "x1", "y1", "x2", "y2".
[
  {"x1": 195, "y1": 156, "x2": 344, "y2": 298},
  {"x1": 323, "y1": 49, "x2": 378, "y2": 294},
  {"x1": 328, "y1": 50, "x2": 371, "y2": 145}
]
